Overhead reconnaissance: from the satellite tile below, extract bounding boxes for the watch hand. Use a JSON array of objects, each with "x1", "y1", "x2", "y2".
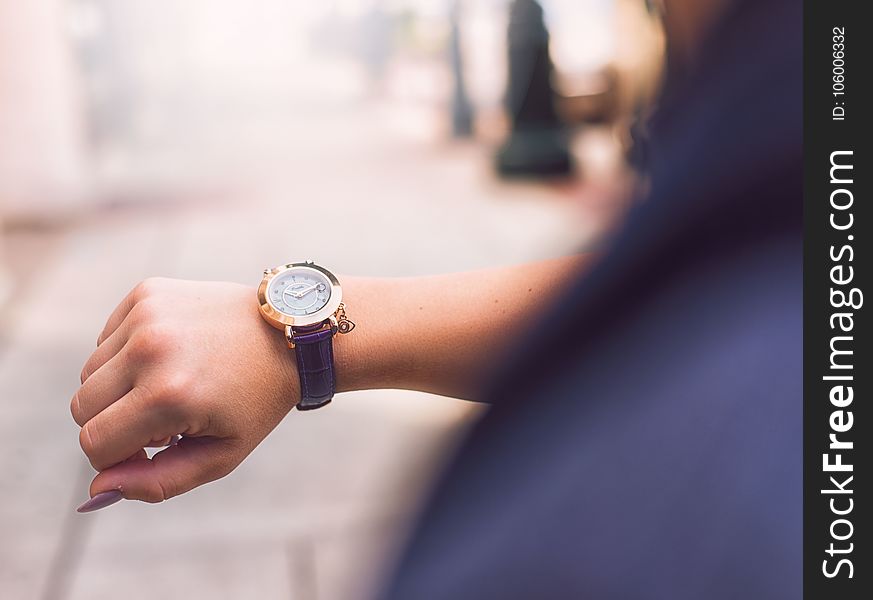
[{"x1": 286, "y1": 283, "x2": 318, "y2": 299}]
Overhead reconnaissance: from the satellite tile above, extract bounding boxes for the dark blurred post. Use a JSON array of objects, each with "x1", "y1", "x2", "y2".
[
  {"x1": 449, "y1": 0, "x2": 474, "y2": 137},
  {"x1": 496, "y1": 0, "x2": 573, "y2": 177}
]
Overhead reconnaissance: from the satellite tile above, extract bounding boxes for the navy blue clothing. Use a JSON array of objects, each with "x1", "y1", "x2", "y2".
[{"x1": 382, "y1": 1, "x2": 801, "y2": 598}]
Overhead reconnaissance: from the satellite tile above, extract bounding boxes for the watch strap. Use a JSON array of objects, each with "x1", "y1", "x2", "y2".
[{"x1": 291, "y1": 323, "x2": 336, "y2": 410}]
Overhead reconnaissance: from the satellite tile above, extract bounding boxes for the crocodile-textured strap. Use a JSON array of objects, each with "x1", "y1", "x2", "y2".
[{"x1": 292, "y1": 323, "x2": 336, "y2": 410}]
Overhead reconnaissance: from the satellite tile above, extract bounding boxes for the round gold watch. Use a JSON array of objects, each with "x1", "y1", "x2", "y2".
[{"x1": 257, "y1": 261, "x2": 354, "y2": 409}]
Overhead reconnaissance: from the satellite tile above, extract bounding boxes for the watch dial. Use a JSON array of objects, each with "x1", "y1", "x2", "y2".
[{"x1": 267, "y1": 267, "x2": 332, "y2": 317}]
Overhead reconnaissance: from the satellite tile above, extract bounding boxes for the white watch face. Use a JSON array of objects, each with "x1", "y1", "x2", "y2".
[{"x1": 267, "y1": 266, "x2": 332, "y2": 317}]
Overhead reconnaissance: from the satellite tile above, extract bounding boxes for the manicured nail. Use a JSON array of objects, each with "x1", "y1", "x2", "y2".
[{"x1": 76, "y1": 490, "x2": 124, "y2": 513}]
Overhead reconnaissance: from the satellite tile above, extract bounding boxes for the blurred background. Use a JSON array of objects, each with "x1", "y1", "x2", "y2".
[{"x1": 0, "y1": 1, "x2": 664, "y2": 598}]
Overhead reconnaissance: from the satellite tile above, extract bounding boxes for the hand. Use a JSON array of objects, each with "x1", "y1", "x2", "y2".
[{"x1": 71, "y1": 278, "x2": 299, "y2": 508}]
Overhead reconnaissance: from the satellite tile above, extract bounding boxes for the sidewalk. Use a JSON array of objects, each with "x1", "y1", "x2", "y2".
[{"x1": 0, "y1": 93, "x2": 603, "y2": 599}]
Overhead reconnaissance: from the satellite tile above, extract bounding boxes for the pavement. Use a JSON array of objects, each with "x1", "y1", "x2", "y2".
[{"x1": 0, "y1": 52, "x2": 622, "y2": 599}]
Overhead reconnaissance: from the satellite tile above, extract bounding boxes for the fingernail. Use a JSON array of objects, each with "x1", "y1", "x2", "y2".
[{"x1": 76, "y1": 490, "x2": 124, "y2": 513}]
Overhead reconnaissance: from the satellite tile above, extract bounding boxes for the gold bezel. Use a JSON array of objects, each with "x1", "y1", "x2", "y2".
[{"x1": 258, "y1": 262, "x2": 343, "y2": 330}]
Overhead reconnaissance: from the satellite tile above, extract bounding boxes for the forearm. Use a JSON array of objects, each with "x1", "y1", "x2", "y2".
[
  {"x1": 335, "y1": 255, "x2": 591, "y2": 399},
  {"x1": 71, "y1": 256, "x2": 590, "y2": 508}
]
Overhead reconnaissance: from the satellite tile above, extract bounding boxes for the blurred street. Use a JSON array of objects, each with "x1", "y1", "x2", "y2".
[
  {"x1": 0, "y1": 84, "x2": 612, "y2": 600},
  {"x1": 0, "y1": 1, "x2": 640, "y2": 598}
]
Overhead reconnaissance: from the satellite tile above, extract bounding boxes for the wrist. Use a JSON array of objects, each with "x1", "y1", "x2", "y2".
[
  {"x1": 331, "y1": 276, "x2": 401, "y2": 393},
  {"x1": 249, "y1": 287, "x2": 302, "y2": 412}
]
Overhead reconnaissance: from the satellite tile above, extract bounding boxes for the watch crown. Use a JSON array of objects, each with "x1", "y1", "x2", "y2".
[{"x1": 305, "y1": 260, "x2": 314, "y2": 265}]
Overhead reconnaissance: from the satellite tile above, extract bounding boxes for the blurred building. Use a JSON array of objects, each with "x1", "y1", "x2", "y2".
[
  {"x1": 0, "y1": 0, "x2": 666, "y2": 322},
  {"x1": 0, "y1": 0, "x2": 89, "y2": 217}
]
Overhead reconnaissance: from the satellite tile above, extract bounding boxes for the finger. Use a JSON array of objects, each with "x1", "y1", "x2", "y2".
[
  {"x1": 76, "y1": 449, "x2": 149, "y2": 512},
  {"x1": 89, "y1": 437, "x2": 238, "y2": 504},
  {"x1": 81, "y1": 319, "x2": 132, "y2": 384},
  {"x1": 147, "y1": 434, "x2": 180, "y2": 448},
  {"x1": 72, "y1": 349, "x2": 135, "y2": 427},
  {"x1": 79, "y1": 387, "x2": 186, "y2": 471},
  {"x1": 97, "y1": 291, "x2": 136, "y2": 346},
  {"x1": 126, "y1": 449, "x2": 149, "y2": 462},
  {"x1": 98, "y1": 279, "x2": 162, "y2": 346}
]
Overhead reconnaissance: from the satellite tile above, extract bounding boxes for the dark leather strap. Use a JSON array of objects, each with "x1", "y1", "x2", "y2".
[{"x1": 291, "y1": 322, "x2": 336, "y2": 410}]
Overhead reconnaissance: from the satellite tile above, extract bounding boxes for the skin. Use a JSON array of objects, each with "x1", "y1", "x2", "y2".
[
  {"x1": 72, "y1": 0, "x2": 730, "y2": 507},
  {"x1": 73, "y1": 257, "x2": 589, "y2": 504}
]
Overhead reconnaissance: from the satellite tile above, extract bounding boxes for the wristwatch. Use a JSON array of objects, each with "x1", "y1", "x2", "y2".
[{"x1": 257, "y1": 261, "x2": 355, "y2": 410}]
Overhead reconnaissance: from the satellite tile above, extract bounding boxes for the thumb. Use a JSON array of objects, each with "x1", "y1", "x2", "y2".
[{"x1": 85, "y1": 437, "x2": 239, "y2": 507}]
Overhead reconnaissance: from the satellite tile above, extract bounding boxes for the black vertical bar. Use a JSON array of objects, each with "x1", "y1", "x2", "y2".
[{"x1": 804, "y1": 1, "x2": 870, "y2": 598}]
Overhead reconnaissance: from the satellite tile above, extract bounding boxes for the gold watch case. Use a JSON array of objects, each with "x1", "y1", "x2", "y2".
[{"x1": 258, "y1": 262, "x2": 343, "y2": 330}]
